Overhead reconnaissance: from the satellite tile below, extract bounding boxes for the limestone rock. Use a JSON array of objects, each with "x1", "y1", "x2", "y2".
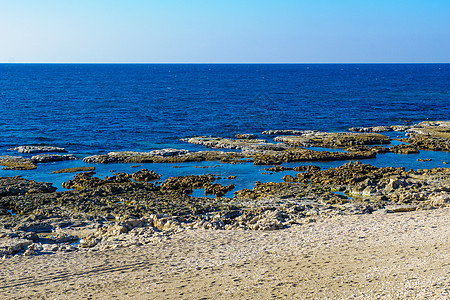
[
  {"x1": 203, "y1": 183, "x2": 235, "y2": 197},
  {"x1": 235, "y1": 134, "x2": 257, "y2": 139},
  {"x1": 0, "y1": 238, "x2": 33, "y2": 255},
  {"x1": 148, "y1": 148, "x2": 190, "y2": 157},
  {"x1": 51, "y1": 167, "x2": 95, "y2": 174},
  {"x1": 131, "y1": 169, "x2": 161, "y2": 181},
  {"x1": 262, "y1": 130, "x2": 318, "y2": 135},
  {"x1": 31, "y1": 154, "x2": 76, "y2": 163},
  {"x1": 8, "y1": 146, "x2": 67, "y2": 154},
  {"x1": 275, "y1": 132, "x2": 390, "y2": 148},
  {"x1": 0, "y1": 156, "x2": 36, "y2": 170},
  {"x1": 181, "y1": 136, "x2": 286, "y2": 151},
  {"x1": 0, "y1": 176, "x2": 56, "y2": 197}
]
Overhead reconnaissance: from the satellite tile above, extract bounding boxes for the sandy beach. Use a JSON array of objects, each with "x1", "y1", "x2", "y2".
[{"x1": 1, "y1": 207, "x2": 448, "y2": 299}]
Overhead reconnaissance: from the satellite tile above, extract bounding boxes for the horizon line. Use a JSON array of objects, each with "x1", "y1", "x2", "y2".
[{"x1": 1, "y1": 61, "x2": 449, "y2": 64}]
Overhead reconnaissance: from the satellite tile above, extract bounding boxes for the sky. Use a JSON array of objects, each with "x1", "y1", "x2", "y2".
[{"x1": 0, "y1": 0, "x2": 449, "y2": 63}]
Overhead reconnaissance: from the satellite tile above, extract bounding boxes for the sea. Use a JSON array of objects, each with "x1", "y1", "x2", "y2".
[{"x1": 0, "y1": 63, "x2": 449, "y2": 195}]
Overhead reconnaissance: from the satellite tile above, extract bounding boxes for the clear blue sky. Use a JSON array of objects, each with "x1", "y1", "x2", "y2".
[{"x1": 1, "y1": 0, "x2": 449, "y2": 63}]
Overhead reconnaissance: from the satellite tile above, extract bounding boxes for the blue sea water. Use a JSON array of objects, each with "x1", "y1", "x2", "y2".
[{"x1": 0, "y1": 63, "x2": 449, "y2": 192}]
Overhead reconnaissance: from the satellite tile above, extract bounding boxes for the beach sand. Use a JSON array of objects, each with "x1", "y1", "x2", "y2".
[{"x1": 1, "y1": 208, "x2": 448, "y2": 299}]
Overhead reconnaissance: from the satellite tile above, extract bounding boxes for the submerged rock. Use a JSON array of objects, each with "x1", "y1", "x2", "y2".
[{"x1": 51, "y1": 167, "x2": 96, "y2": 174}]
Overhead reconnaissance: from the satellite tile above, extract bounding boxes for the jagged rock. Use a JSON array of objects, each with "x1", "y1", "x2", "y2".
[
  {"x1": 23, "y1": 248, "x2": 36, "y2": 256},
  {"x1": 96, "y1": 224, "x2": 129, "y2": 237},
  {"x1": 131, "y1": 169, "x2": 161, "y2": 182},
  {"x1": 147, "y1": 214, "x2": 181, "y2": 231},
  {"x1": 160, "y1": 175, "x2": 217, "y2": 195},
  {"x1": 0, "y1": 176, "x2": 56, "y2": 197},
  {"x1": 246, "y1": 210, "x2": 285, "y2": 230},
  {"x1": 62, "y1": 172, "x2": 103, "y2": 189},
  {"x1": 203, "y1": 183, "x2": 235, "y2": 197},
  {"x1": 265, "y1": 166, "x2": 291, "y2": 172},
  {"x1": 282, "y1": 175, "x2": 296, "y2": 182},
  {"x1": 62, "y1": 172, "x2": 131, "y2": 190},
  {"x1": 426, "y1": 192, "x2": 450, "y2": 207}
]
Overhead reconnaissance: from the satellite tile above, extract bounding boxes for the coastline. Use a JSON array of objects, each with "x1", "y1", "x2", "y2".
[
  {"x1": 1, "y1": 121, "x2": 449, "y2": 255},
  {"x1": 0, "y1": 121, "x2": 449, "y2": 298}
]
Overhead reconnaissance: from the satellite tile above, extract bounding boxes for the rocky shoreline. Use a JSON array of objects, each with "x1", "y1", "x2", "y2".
[{"x1": 0, "y1": 121, "x2": 449, "y2": 258}]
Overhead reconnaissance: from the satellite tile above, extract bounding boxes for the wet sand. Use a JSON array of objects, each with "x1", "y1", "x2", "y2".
[{"x1": 0, "y1": 208, "x2": 449, "y2": 299}]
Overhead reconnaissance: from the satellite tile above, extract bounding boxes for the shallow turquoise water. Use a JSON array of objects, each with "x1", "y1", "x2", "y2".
[{"x1": 1, "y1": 148, "x2": 447, "y2": 195}]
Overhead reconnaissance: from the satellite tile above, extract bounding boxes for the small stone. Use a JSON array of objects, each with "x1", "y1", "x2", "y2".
[
  {"x1": 23, "y1": 249, "x2": 36, "y2": 256},
  {"x1": 41, "y1": 244, "x2": 59, "y2": 252}
]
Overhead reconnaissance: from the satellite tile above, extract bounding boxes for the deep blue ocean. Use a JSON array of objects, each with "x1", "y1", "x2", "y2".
[{"x1": 0, "y1": 64, "x2": 449, "y2": 192}]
